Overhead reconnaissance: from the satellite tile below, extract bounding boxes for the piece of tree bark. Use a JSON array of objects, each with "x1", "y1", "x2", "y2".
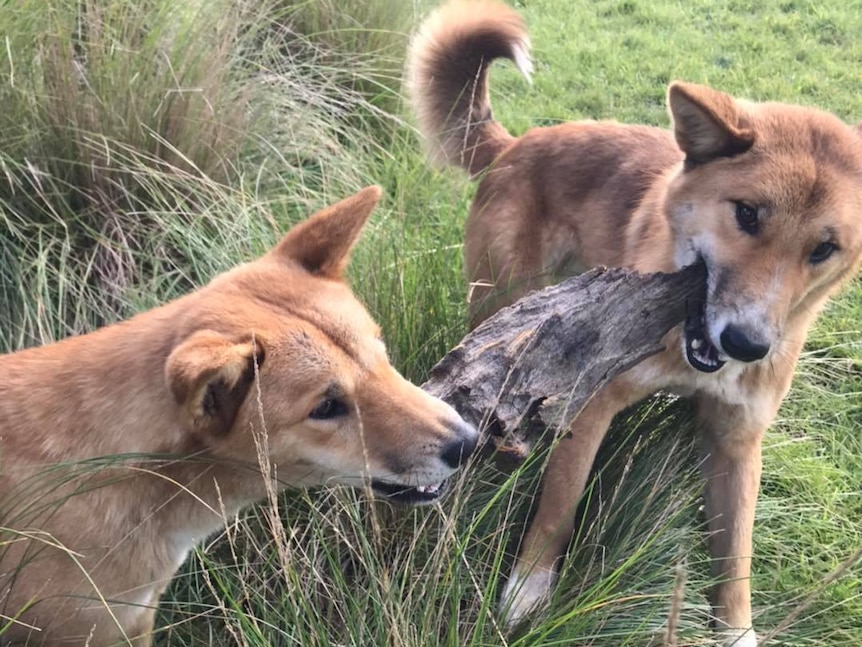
[{"x1": 422, "y1": 262, "x2": 707, "y2": 462}]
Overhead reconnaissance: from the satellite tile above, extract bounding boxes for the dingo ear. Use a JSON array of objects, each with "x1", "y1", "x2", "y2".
[
  {"x1": 166, "y1": 330, "x2": 264, "y2": 438},
  {"x1": 270, "y1": 185, "x2": 382, "y2": 279},
  {"x1": 668, "y1": 81, "x2": 755, "y2": 164}
]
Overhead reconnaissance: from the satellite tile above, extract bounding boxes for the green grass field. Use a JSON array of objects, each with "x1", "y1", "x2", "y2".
[{"x1": 1, "y1": 0, "x2": 860, "y2": 645}]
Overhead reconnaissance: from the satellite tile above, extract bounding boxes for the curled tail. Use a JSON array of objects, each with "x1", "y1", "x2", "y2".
[{"x1": 407, "y1": 0, "x2": 532, "y2": 176}]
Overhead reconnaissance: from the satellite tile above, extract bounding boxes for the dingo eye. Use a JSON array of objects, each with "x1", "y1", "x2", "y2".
[
  {"x1": 734, "y1": 202, "x2": 759, "y2": 235},
  {"x1": 309, "y1": 398, "x2": 348, "y2": 420},
  {"x1": 809, "y1": 241, "x2": 837, "y2": 264}
]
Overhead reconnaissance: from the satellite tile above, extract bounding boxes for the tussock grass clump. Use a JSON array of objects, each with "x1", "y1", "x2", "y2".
[
  {"x1": 0, "y1": 0, "x2": 383, "y2": 346},
  {"x1": 278, "y1": 0, "x2": 434, "y2": 112}
]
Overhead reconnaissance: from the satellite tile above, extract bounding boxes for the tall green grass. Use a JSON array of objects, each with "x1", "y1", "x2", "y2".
[
  {"x1": 1, "y1": 0, "x2": 860, "y2": 645},
  {"x1": 0, "y1": 0, "x2": 392, "y2": 345}
]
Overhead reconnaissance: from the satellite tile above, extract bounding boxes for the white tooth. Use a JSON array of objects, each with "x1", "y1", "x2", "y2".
[
  {"x1": 691, "y1": 338, "x2": 702, "y2": 350},
  {"x1": 418, "y1": 484, "x2": 440, "y2": 494}
]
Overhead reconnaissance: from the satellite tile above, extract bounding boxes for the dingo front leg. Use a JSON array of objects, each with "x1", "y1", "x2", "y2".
[
  {"x1": 500, "y1": 430, "x2": 606, "y2": 627},
  {"x1": 501, "y1": 382, "x2": 641, "y2": 627},
  {"x1": 698, "y1": 393, "x2": 771, "y2": 647}
]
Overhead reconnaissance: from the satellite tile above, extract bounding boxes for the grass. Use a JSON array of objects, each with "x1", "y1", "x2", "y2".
[
  {"x1": 1, "y1": 0, "x2": 860, "y2": 645},
  {"x1": 0, "y1": 0, "x2": 391, "y2": 345}
]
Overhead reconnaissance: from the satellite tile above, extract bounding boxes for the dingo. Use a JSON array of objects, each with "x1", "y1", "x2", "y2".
[
  {"x1": 0, "y1": 187, "x2": 477, "y2": 646},
  {"x1": 408, "y1": 2, "x2": 862, "y2": 644}
]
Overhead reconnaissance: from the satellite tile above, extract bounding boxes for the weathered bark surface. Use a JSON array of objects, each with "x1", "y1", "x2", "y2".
[{"x1": 422, "y1": 263, "x2": 707, "y2": 461}]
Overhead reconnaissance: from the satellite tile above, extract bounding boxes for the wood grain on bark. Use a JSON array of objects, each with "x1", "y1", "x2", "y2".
[{"x1": 422, "y1": 263, "x2": 707, "y2": 462}]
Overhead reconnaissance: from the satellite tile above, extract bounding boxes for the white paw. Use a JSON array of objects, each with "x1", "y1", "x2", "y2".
[
  {"x1": 719, "y1": 627, "x2": 757, "y2": 647},
  {"x1": 499, "y1": 565, "x2": 556, "y2": 627}
]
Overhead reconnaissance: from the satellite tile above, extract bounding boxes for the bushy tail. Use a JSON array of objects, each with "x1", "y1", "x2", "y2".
[{"x1": 406, "y1": 0, "x2": 532, "y2": 176}]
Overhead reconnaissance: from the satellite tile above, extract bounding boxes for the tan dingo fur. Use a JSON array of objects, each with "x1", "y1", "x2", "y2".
[
  {"x1": 407, "y1": 2, "x2": 862, "y2": 644},
  {"x1": 0, "y1": 186, "x2": 477, "y2": 646}
]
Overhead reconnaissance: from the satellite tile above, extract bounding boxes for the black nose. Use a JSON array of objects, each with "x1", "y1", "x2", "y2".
[
  {"x1": 720, "y1": 324, "x2": 770, "y2": 362},
  {"x1": 440, "y1": 424, "x2": 478, "y2": 469}
]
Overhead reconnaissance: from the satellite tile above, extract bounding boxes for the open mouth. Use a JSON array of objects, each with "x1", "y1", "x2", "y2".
[
  {"x1": 683, "y1": 300, "x2": 726, "y2": 373},
  {"x1": 370, "y1": 479, "x2": 446, "y2": 505}
]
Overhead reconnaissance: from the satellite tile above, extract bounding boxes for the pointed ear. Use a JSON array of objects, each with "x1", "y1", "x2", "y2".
[
  {"x1": 166, "y1": 330, "x2": 264, "y2": 438},
  {"x1": 270, "y1": 185, "x2": 383, "y2": 278},
  {"x1": 668, "y1": 81, "x2": 755, "y2": 164}
]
